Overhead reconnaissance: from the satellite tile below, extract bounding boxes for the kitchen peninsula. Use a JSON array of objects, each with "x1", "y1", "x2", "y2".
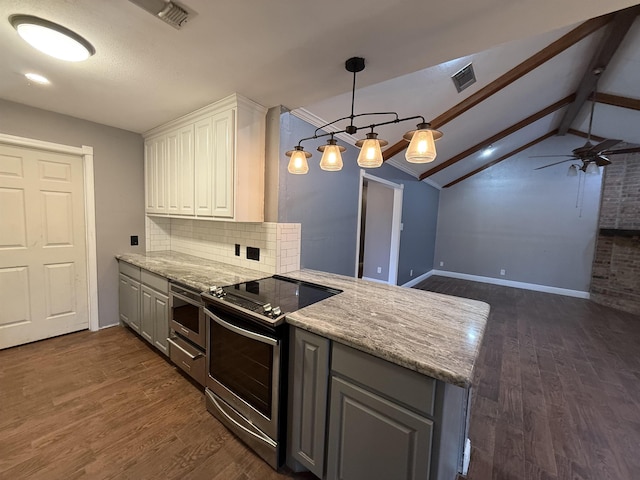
[{"x1": 117, "y1": 251, "x2": 490, "y2": 480}]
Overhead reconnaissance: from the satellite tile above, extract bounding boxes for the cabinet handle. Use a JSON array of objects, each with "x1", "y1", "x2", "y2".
[
  {"x1": 181, "y1": 361, "x2": 192, "y2": 372},
  {"x1": 167, "y1": 337, "x2": 203, "y2": 360}
]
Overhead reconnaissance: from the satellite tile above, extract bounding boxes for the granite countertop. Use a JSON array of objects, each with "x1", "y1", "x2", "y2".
[
  {"x1": 284, "y1": 270, "x2": 489, "y2": 388},
  {"x1": 117, "y1": 251, "x2": 489, "y2": 388},
  {"x1": 116, "y1": 251, "x2": 267, "y2": 292}
]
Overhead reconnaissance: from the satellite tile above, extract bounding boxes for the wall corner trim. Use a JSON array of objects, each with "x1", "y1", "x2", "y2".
[
  {"x1": 430, "y1": 270, "x2": 591, "y2": 299},
  {"x1": 401, "y1": 269, "x2": 435, "y2": 288}
]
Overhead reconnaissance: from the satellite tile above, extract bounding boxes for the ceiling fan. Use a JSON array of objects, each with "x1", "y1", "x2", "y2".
[{"x1": 533, "y1": 76, "x2": 640, "y2": 174}]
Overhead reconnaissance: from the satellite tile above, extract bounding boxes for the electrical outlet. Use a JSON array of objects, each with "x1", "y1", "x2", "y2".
[
  {"x1": 130, "y1": 235, "x2": 138, "y2": 246},
  {"x1": 440, "y1": 261, "x2": 444, "y2": 267},
  {"x1": 500, "y1": 269, "x2": 506, "y2": 276},
  {"x1": 235, "y1": 244, "x2": 240, "y2": 256},
  {"x1": 247, "y1": 246, "x2": 260, "y2": 261},
  {"x1": 377, "y1": 267, "x2": 382, "y2": 274},
  {"x1": 410, "y1": 269, "x2": 413, "y2": 277}
]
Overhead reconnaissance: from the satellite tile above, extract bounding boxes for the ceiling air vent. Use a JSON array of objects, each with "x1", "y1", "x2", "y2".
[
  {"x1": 451, "y1": 63, "x2": 476, "y2": 93},
  {"x1": 129, "y1": 0, "x2": 194, "y2": 29}
]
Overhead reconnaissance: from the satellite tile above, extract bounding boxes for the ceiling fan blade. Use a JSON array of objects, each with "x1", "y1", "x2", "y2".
[
  {"x1": 529, "y1": 154, "x2": 575, "y2": 158},
  {"x1": 592, "y1": 139, "x2": 622, "y2": 152},
  {"x1": 595, "y1": 155, "x2": 611, "y2": 166},
  {"x1": 602, "y1": 146, "x2": 640, "y2": 155},
  {"x1": 534, "y1": 158, "x2": 574, "y2": 170}
]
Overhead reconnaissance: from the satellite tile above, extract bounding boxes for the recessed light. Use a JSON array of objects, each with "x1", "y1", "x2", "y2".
[
  {"x1": 25, "y1": 72, "x2": 50, "y2": 85},
  {"x1": 9, "y1": 14, "x2": 95, "y2": 62},
  {"x1": 480, "y1": 145, "x2": 495, "y2": 158}
]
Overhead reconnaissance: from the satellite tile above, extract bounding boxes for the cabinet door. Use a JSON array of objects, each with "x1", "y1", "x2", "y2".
[
  {"x1": 127, "y1": 278, "x2": 141, "y2": 333},
  {"x1": 289, "y1": 328, "x2": 329, "y2": 478},
  {"x1": 140, "y1": 285, "x2": 154, "y2": 345},
  {"x1": 118, "y1": 274, "x2": 131, "y2": 326},
  {"x1": 166, "y1": 125, "x2": 195, "y2": 216},
  {"x1": 194, "y1": 118, "x2": 213, "y2": 216},
  {"x1": 326, "y1": 376, "x2": 433, "y2": 480},
  {"x1": 144, "y1": 136, "x2": 167, "y2": 214},
  {"x1": 178, "y1": 125, "x2": 195, "y2": 215},
  {"x1": 153, "y1": 291, "x2": 169, "y2": 356},
  {"x1": 211, "y1": 109, "x2": 234, "y2": 218}
]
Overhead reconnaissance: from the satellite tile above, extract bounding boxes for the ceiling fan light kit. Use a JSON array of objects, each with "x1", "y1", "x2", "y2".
[
  {"x1": 9, "y1": 15, "x2": 95, "y2": 62},
  {"x1": 285, "y1": 57, "x2": 443, "y2": 174}
]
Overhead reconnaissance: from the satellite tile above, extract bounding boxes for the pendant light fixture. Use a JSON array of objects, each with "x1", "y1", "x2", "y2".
[
  {"x1": 285, "y1": 57, "x2": 443, "y2": 174},
  {"x1": 10, "y1": 15, "x2": 95, "y2": 62},
  {"x1": 567, "y1": 164, "x2": 579, "y2": 177},
  {"x1": 318, "y1": 135, "x2": 346, "y2": 171}
]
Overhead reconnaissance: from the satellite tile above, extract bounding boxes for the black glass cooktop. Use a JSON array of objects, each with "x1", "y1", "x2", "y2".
[{"x1": 223, "y1": 275, "x2": 341, "y2": 315}]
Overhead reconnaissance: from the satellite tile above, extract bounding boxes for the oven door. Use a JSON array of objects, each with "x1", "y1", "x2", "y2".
[
  {"x1": 205, "y1": 307, "x2": 280, "y2": 441},
  {"x1": 170, "y1": 287, "x2": 205, "y2": 349}
]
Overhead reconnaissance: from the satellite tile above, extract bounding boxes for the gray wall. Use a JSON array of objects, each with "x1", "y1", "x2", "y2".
[
  {"x1": 434, "y1": 134, "x2": 602, "y2": 292},
  {"x1": 362, "y1": 180, "x2": 394, "y2": 281},
  {"x1": 278, "y1": 113, "x2": 440, "y2": 284},
  {"x1": 0, "y1": 99, "x2": 145, "y2": 327}
]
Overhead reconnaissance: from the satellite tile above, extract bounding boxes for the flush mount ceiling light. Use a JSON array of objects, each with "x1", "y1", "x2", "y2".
[
  {"x1": 9, "y1": 15, "x2": 95, "y2": 62},
  {"x1": 285, "y1": 57, "x2": 443, "y2": 174},
  {"x1": 25, "y1": 72, "x2": 50, "y2": 84}
]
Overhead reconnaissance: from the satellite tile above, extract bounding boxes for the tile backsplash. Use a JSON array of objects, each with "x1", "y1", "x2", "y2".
[{"x1": 146, "y1": 217, "x2": 301, "y2": 274}]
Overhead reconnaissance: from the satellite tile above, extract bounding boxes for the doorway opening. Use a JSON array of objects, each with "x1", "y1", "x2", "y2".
[{"x1": 355, "y1": 170, "x2": 403, "y2": 285}]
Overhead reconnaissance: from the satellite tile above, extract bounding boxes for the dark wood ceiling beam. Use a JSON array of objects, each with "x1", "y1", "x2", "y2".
[
  {"x1": 557, "y1": 5, "x2": 640, "y2": 135},
  {"x1": 589, "y1": 92, "x2": 640, "y2": 111},
  {"x1": 381, "y1": 13, "x2": 613, "y2": 162},
  {"x1": 418, "y1": 94, "x2": 575, "y2": 180},
  {"x1": 443, "y1": 130, "x2": 558, "y2": 188},
  {"x1": 566, "y1": 128, "x2": 607, "y2": 143}
]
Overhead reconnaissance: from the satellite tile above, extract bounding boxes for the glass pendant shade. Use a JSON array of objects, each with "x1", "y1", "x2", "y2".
[
  {"x1": 10, "y1": 15, "x2": 95, "y2": 62},
  {"x1": 318, "y1": 139, "x2": 345, "y2": 171},
  {"x1": 405, "y1": 128, "x2": 437, "y2": 163},
  {"x1": 403, "y1": 123, "x2": 442, "y2": 164},
  {"x1": 286, "y1": 147, "x2": 310, "y2": 174},
  {"x1": 567, "y1": 164, "x2": 578, "y2": 177},
  {"x1": 585, "y1": 162, "x2": 600, "y2": 175},
  {"x1": 356, "y1": 133, "x2": 386, "y2": 168}
]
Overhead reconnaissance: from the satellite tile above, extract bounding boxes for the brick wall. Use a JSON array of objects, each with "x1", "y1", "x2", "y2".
[{"x1": 590, "y1": 152, "x2": 640, "y2": 315}]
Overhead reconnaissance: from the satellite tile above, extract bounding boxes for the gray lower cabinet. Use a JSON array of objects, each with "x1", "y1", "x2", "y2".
[
  {"x1": 141, "y1": 284, "x2": 169, "y2": 356},
  {"x1": 118, "y1": 260, "x2": 169, "y2": 357},
  {"x1": 118, "y1": 273, "x2": 140, "y2": 333},
  {"x1": 326, "y1": 376, "x2": 434, "y2": 480},
  {"x1": 288, "y1": 328, "x2": 330, "y2": 477}
]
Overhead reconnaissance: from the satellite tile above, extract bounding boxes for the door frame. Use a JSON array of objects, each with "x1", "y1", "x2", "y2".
[
  {"x1": 354, "y1": 170, "x2": 403, "y2": 285},
  {"x1": 0, "y1": 133, "x2": 99, "y2": 331}
]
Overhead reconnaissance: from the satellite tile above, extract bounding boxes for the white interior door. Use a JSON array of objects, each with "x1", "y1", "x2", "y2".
[{"x1": 0, "y1": 144, "x2": 88, "y2": 349}]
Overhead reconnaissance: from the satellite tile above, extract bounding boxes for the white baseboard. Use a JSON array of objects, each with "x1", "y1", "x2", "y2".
[
  {"x1": 99, "y1": 322, "x2": 120, "y2": 330},
  {"x1": 431, "y1": 270, "x2": 590, "y2": 299},
  {"x1": 401, "y1": 269, "x2": 435, "y2": 288},
  {"x1": 361, "y1": 276, "x2": 390, "y2": 285}
]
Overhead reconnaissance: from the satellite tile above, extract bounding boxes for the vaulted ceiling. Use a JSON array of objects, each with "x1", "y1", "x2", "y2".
[
  {"x1": 298, "y1": 6, "x2": 640, "y2": 188},
  {"x1": 1, "y1": 0, "x2": 639, "y2": 189}
]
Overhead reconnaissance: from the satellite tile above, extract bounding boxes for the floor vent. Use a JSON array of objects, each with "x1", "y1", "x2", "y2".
[
  {"x1": 452, "y1": 63, "x2": 476, "y2": 93},
  {"x1": 129, "y1": 0, "x2": 194, "y2": 29}
]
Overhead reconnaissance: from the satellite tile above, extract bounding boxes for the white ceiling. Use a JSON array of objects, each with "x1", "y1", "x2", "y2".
[{"x1": 0, "y1": 0, "x2": 639, "y2": 188}]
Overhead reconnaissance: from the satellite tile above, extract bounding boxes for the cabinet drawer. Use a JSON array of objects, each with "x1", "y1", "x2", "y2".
[
  {"x1": 332, "y1": 342, "x2": 436, "y2": 418},
  {"x1": 119, "y1": 260, "x2": 141, "y2": 281},
  {"x1": 168, "y1": 336, "x2": 205, "y2": 386},
  {"x1": 141, "y1": 269, "x2": 169, "y2": 293}
]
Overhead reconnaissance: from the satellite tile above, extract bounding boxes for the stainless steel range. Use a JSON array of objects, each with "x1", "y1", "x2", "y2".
[{"x1": 201, "y1": 275, "x2": 341, "y2": 469}]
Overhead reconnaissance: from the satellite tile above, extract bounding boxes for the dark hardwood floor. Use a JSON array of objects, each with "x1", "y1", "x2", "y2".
[
  {"x1": 1, "y1": 277, "x2": 639, "y2": 479},
  {"x1": 415, "y1": 275, "x2": 640, "y2": 480},
  {"x1": 0, "y1": 327, "x2": 314, "y2": 480}
]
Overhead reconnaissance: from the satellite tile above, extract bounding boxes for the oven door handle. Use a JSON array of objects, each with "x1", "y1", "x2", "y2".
[
  {"x1": 167, "y1": 337, "x2": 203, "y2": 360},
  {"x1": 205, "y1": 310, "x2": 279, "y2": 347}
]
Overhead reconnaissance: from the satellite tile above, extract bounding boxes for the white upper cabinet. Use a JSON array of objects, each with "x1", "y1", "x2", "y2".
[
  {"x1": 144, "y1": 94, "x2": 266, "y2": 222},
  {"x1": 166, "y1": 124, "x2": 195, "y2": 216},
  {"x1": 144, "y1": 136, "x2": 167, "y2": 214}
]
